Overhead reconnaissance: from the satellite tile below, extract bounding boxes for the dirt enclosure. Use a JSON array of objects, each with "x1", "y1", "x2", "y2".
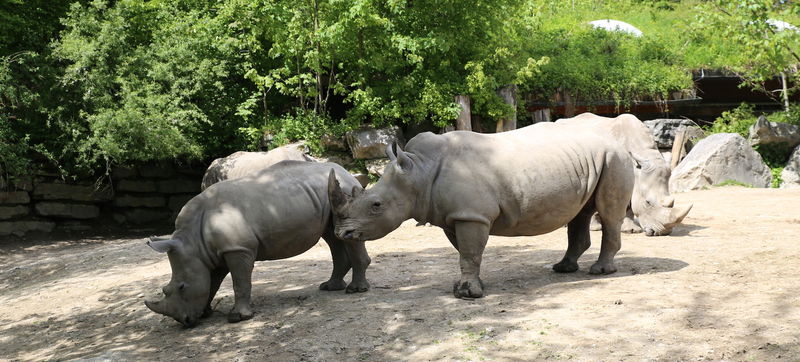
[{"x1": 1, "y1": 186, "x2": 799, "y2": 361}]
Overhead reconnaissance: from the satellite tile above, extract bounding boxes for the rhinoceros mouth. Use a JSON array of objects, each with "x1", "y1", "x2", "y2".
[{"x1": 339, "y1": 229, "x2": 363, "y2": 241}]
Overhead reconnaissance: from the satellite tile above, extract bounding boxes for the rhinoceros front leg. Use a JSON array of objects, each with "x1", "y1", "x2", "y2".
[
  {"x1": 452, "y1": 221, "x2": 489, "y2": 299},
  {"x1": 223, "y1": 251, "x2": 255, "y2": 323},
  {"x1": 202, "y1": 267, "x2": 229, "y2": 318},
  {"x1": 319, "y1": 235, "x2": 350, "y2": 291},
  {"x1": 343, "y1": 241, "x2": 371, "y2": 293},
  {"x1": 554, "y1": 209, "x2": 593, "y2": 273}
]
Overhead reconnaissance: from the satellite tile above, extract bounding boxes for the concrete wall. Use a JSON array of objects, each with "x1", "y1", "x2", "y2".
[{"x1": 0, "y1": 162, "x2": 204, "y2": 238}]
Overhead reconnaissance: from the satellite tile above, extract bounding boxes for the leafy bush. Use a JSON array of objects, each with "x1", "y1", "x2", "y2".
[{"x1": 707, "y1": 103, "x2": 757, "y2": 137}]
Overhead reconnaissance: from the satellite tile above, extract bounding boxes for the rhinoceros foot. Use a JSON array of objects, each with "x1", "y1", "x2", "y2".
[
  {"x1": 621, "y1": 217, "x2": 642, "y2": 234},
  {"x1": 453, "y1": 278, "x2": 484, "y2": 299},
  {"x1": 589, "y1": 261, "x2": 617, "y2": 275},
  {"x1": 552, "y1": 260, "x2": 579, "y2": 273},
  {"x1": 227, "y1": 308, "x2": 254, "y2": 323},
  {"x1": 319, "y1": 279, "x2": 347, "y2": 291},
  {"x1": 345, "y1": 280, "x2": 370, "y2": 293}
]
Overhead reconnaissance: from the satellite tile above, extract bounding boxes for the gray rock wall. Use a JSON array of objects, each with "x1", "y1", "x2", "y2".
[{"x1": 1, "y1": 162, "x2": 204, "y2": 238}]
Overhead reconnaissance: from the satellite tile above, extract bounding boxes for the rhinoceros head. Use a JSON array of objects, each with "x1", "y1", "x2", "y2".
[
  {"x1": 630, "y1": 158, "x2": 692, "y2": 236},
  {"x1": 144, "y1": 238, "x2": 211, "y2": 328},
  {"x1": 328, "y1": 145, "x2": 417, "y2": 242}
]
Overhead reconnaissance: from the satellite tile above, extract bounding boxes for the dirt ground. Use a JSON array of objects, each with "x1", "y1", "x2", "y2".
[{"x1": 1, "y1": 186, "x2": 799, "y2": 361}]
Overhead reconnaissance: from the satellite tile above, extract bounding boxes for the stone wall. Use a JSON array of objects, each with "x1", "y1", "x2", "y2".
[{"x1": 0, "y1": 162, "x2": 205, "y2": 238}]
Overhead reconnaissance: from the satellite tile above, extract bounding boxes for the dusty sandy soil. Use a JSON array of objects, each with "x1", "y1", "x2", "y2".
[{"x1": 1, "y1": 186, "x2": 799, "y2": 361}]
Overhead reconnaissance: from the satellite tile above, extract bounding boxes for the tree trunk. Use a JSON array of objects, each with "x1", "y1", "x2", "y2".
[
  {"x1": 781, "y1": 72, "x2": 790, "y2": 112},
  {"x1": 454, "y1": 95, "x2": 472, "y2": 131},
  {"x1": 496, "y1": 84, "x2": 517, "y2": 132},
  {"x1": 563, "y1": 91, "x2": 575, "y2": 117},
  {"x1": 670, "y1": 129, "x2": 687, "y2": 170}
]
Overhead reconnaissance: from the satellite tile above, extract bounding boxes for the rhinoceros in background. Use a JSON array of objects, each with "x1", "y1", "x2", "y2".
[
  {"x1": 145, "y1": 161, "x2": 370, "y2": 327},
  {"x1": 200, "y1": 143, "x2": 314, "y2": 190},
  {"x1": 556, "y1": 113, "x2": 692, "y2": 236},
  {"x1": 328, "y1": 123, "x2": 634, "y2": 299}
]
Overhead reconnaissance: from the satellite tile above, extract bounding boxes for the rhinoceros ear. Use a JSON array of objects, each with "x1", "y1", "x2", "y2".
[
  {"x1": 328, "y1": 169, "x2": 348, "y2": 211},
  {"x1": 385, "y1": 143, "x2": 397, "y2": 162},
  {"x1": 395, "y1": 146, "x2": 414, "y2": 173},
  {"x1": 147, "y1": 237, "x2": 181, "y2": 253}
]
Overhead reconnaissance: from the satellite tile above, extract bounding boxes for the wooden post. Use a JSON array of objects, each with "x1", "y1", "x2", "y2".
[
  {"x1": 454, "y1": 95, "x2": 472, "y2": 131},
  {"x1": 496, "y1": 84, "x2": 517, "y2": 132},
  {"x1": 670, "y1": 129, "x2": 687, "y2": 170}
]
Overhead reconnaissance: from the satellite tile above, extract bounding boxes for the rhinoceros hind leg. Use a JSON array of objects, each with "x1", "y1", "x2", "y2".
[
  {"x1": 452, "y1": 221, "x2": 489, "y2": 299},
  {"x1": 343, "y1": 240, "x2": 371, "y2": 293},
  {"x1": 223, "y1": 251, "x2": 255, "y2": 323},
  {"x1": 554, "y1": 206, "x2": 594, "y2": 273}
]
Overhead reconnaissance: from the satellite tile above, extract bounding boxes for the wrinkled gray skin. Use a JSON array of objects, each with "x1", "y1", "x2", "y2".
[
  {"x1": 200, "y1": 144, "x2": 314, "y2": 190},
  {"x1": 556, "y1": 113, "x2": 692, "y2": 236},
  {"x1": 145, "y1": 161, "x2": 370, "y2": 327},
  {"x1": 329, "y1": 123, "x2": 634, "y2": 299}
]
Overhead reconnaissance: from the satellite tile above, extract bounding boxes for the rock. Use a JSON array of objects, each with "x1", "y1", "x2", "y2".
[
  {"x1": 0, "y1": 205, "x2": 30, "y2": 220},
  {"x1": 0, "y1": 191, "x2": 30, "y2": 204},
  {"x1": 157, "y1": 179, "x2": 200, "y2": 194},
  {"x1": 116, "y1": 180, "x2": 157, "y2": 193},
  {"x1": 0, "y1": 176, "x2": 34, "y2": 191},
  {"x1": 58, "y1": 221, "x2": 92, "y2": 232},
  {"x1": 365, "y1": 158, "x2": 391, "y2": 177},
  {"x1": 35, "y1": 202, "x2": 100, "y2": 219},
  {"x1": 780, "y1": 145, "x2": 800, "y2": 188},
  {"x1": 669, "y1": 133, "x2": 772, "y2": 192},
  {"x1": 0, "y1": 221, "x2": 55, "y2": 236},
  {"x1": 659, "y1": 150, "x2": 672, "y2": 165},
  {"x1": 201, "y1": 144, "x2": 311, "y2": 190},
  {"x1": 33, "y1": 183, "x2": 113, "y2": 202},
  {"x1": 168, "y1": 194, "x2": 195, "y2": 211},
  {"x1": 115, "y1": 208, "x2": 172, "y2": 224},
  {"x1": 346, "y1": 126, "x2": 406, "y2": 160},
  {"x1": 313, "y1": 152, "x2": 356, "y2": 169},
  {"x1": 139, "y1": 162, "x2": 177, "y2": 179},
  {"x1": 352, "y1": 173, "x2": 370, "y2": 188},
  {"x1": 644, "y1": 119, "x2": 701, "y2": 148},
  {"x1": 114, "y1": 195, "x2": 166, "y2": 208},
  {"x1": 321, "y1": 134, "x2": 348, "y2": 152},
  {"x1": 748, "y1": 115, "x2": 800, "y2": 149}
]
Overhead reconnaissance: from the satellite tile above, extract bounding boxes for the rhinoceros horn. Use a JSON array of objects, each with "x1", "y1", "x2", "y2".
[
  {"x1": 328, "y1": 169, "x2": 348, "y2": 211},
  {"x1": 145, "y1": 299, "x2": 167, "y2": 316},
  {"x1": 669, "y1": 203, "x2": 692, "y2": 226}
]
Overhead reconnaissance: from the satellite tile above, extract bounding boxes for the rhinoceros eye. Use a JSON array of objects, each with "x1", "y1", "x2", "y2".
[
  {"x1": 178, "y1": 282, "x2": 186, "y2": 291},
  {"x1": 372, "y1": 201, "x2": 381, "y2": 208}
]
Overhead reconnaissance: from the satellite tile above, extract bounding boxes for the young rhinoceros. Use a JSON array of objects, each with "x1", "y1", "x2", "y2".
[
  {"x1": 328, "y1": 123, "x2": 634, "y2": 299},
  {"x1": 145, "y1": 161, "x2": 370, "y2": 327}
]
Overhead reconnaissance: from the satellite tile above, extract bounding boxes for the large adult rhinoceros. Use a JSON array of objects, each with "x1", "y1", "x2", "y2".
[
  {"x1": 145, "y1": 161, "x2": 370, "y2": 327},
  {"x1": 327, "y1": 123, "x2": 634, "y2": 299},
  {"x1": 200, "y1": 143, "x2": 314, "y2": 190},
  {"x1": 556, "y1": 113, "x2": 692, "y2": 236}
]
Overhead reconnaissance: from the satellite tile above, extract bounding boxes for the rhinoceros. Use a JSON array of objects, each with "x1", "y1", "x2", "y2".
[
  {"x1": 145, "y1": 161, "x2": 370, "y2": 327},
  {"x1": 327, "y1": 123, "x2": 634, "y2": 299},
  {"x1": 200, "y1": 143, "x2": 314, "y2": 190},
  {"x1": 556, "y1": 113, "x2": 692, "y2": 236}
]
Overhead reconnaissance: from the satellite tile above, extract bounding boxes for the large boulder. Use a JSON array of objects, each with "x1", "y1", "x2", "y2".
[
  {"x1": 346, "y1": 126, "x2": 405, "y2": 160},
  {"x1": 781, "y1": 145, "x2": 800, "y2": 188},
  {"x1": 669, "y1": 133, "x2": 772, "y2": 192},
  {"x1": 748, "y1": 115, "x2": 800, "y2": 149},
  {"x1": 644, "y1": 119, "x2": 700, "y2": 148}
]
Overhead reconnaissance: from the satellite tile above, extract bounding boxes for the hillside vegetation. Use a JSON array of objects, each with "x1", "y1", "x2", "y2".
[{"x1": 1, "y1": 0, "x2": 799, "y2": 180}]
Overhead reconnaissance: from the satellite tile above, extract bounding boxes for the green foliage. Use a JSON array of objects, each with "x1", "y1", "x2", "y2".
[
  {"x1": 714, "y1": 179, "x2": 753, "y2": 188},
  {"x1": 754, "y1": 142, "x2": 791, "y2": 188},
  {"x1": 708, "y1": 103, "x2": 757, "y2": 137},
  {"x1": 239, "y1": 110, "x2": 355, "y2": 155}
]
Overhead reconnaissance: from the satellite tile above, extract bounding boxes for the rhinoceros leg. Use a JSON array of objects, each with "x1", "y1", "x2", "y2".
[
  {"x1": 319, "y1": 235, "x2": 350, "y2": 292},
  {"x1": 202, "y1": 267, "x2": 229, "y2": 318},
  {"x1": 554, "y1": 207, "x2": 593, "y2": 273},
  {"x1": 452, "y1": 221, "x2": 489, "y2": 299},
  {"x1": 443, "y1": 229, "x2": 459, "y2": 250},
  {"x1": 223, "y1": 251, "x2": 255, "y2": 323},
  {"x1": 343, "y1": 241, "x2": 371, "y2": 293},
  {"x1": 621, "y1": 207, "x2": 642, "y2": 234}
]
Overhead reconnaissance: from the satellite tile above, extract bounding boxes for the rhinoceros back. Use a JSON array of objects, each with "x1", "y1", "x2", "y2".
[{"x1": 175, "y1": 161, "x2": 360, "y2": 262}]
